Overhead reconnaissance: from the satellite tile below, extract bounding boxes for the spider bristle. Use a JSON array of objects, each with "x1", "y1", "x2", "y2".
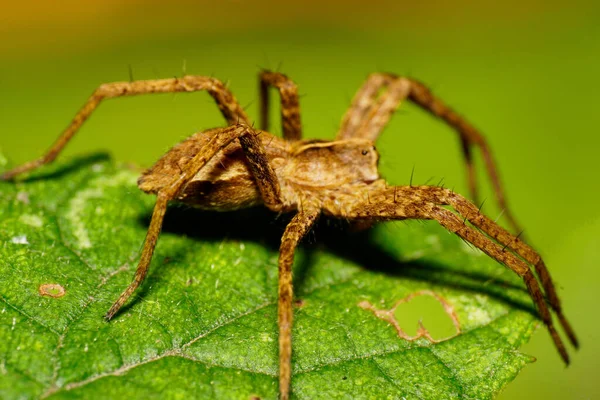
[
  {"x1": 242, "y1": 100, "x2": 255, "y2": 111},
  {"x1": 478, "y1": 199, "x2": 487, "y2": 213},
  {"x1": 494, "y1": 208, "x2": 506, "y2": 224},
  {"x1": 459, "y1": 236, "x2": 475, "y2": 250},
  {"x1": 128, "y1": 64, "x2": 134, "y2": 82}
]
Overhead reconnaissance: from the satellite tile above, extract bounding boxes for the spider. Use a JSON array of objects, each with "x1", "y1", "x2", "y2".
[{"x1": 1, "y1": 71, "x2": 577, "y2": 399}]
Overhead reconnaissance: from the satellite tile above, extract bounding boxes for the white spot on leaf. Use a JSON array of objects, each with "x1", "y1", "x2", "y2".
[
  {"x1": 91, "y1": 163, "x2": 105, "y2": 173},
  {"x1": 425, "y1": 234, "x2": 441, "y2": 251},
  {"x1": 66, "y1": 171, "x2": 136, "y2": 249},
  {"x1": 11, "y1": 235, "x2": 29, "y2": 245},
  {"x1": 468, "y1": 308, "x2": 492, "y2": 325},
  {"x1": 260, "y1": 332, "x2": 274, "y2": 342},
  {"x1": 19, "y1": 214, "x2": 43, "y2": 228},
  {"x1": 405, "y1": 249, "x2": 425, "y2": 260},
  {"x1": 463, "y1": 295, "x2": 493, "y2": 325},
  {"x1": 16, "y1": 191, "x2": 30, "y2": 204}
]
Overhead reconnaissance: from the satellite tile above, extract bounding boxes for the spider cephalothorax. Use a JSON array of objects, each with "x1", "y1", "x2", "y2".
[{"x1": 1, "y1": 70, "x2": 578, "y2": 400}]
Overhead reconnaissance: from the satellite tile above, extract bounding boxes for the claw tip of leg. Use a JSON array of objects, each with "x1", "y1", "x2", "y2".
[
  {"x1": 570, "y1": 336, "x2": 580, "y2": 350},
  {"x1": 560, "y1": 351, "x2": 570, "y2": 366},
  {"x1": 104, "y1": 310, "x2": 115, "y2": 322}
]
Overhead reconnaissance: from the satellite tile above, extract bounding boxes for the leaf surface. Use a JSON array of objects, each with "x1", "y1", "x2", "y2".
[{"x1": 0, "y1": 155, "x2": 538, "y2": 399}]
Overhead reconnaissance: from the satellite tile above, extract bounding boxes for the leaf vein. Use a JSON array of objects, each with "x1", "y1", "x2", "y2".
[{"x1": 0, "y1": 294, "x2": 60, "y2": 336}]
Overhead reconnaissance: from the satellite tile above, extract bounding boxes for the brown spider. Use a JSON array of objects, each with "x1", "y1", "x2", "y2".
[{"x1": 1, "y1": 71, "x2": 577, "y2": 399}]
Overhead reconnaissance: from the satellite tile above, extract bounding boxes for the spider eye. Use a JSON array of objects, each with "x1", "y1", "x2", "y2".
[{"x1": 361, "y1": 150, "x2": 369, "y2": 156}]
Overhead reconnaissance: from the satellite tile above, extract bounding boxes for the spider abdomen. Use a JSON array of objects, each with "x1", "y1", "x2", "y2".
[{"x1": 137, "y1": 129, "x2": 291, "y2": 211}]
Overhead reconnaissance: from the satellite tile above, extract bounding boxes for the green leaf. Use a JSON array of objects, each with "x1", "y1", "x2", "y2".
[{"x1": 0, "y1": 154, "x2": 538, "y2": 399}]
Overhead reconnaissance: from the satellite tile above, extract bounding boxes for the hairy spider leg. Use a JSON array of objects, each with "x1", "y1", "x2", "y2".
[
  {"x1": 104, "y1": 124, "x2": 283, "y2": 320},
  {"x1": 434, "y1": 187, "x2": 578, "y2": 348},
  {"x1": 1, "y1": 76, "x2": 250, "y2": 180},
  {"x1": 340, "y1": 185, "x2": 573, "y2": 364},
  {"x1": 380, "y1": 185, "x2": 577, "y2": 348},
  {"x1": 337, "y1": 73, "x2": 524, "y2": 237},
  {"x1": 337, "y1": 73, "x2": 391, "y2": 139},
  {"x1": 259, "y1": 70, "x2": 303, "y2": 141},
  {"x1": 278, "y1": 209, "x2": 320, "y2": 400}
]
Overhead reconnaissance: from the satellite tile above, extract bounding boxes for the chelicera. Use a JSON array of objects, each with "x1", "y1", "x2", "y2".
[{"x1": 1, "y1": 71, "x2": 577, "y2": 399}]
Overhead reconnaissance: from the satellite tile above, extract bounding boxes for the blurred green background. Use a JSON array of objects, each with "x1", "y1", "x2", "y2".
[{"x1": 0, "y1": 0, "x2": 598, "y2": 398}]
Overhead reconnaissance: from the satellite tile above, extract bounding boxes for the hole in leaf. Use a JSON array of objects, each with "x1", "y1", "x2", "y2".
[
  {"x1": 359, "y1": 290, "x2": 461, "y2": 343},
  {"x1": 393, "y1": 294, "x2": 457, "y2": 340}
]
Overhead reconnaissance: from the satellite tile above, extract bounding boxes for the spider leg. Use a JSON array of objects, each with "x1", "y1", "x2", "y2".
[
  {"x1": 378, "y1": 185, "x2": 577, "y2": 347},
  {"x1": 278, "y1": 208, "x2": 320, "y2": 400},
  {"x1": 1, "y1": 76, "x2": 250, "y2": 180},
  {"x1": 426, "y1": 205, "x2": 570, "y2": 364},
  {"x1": 105, "y1": 124, "x2": 283, "y2": 320},
  {"x1": 337, "y1": 73, "x2": 522, "y2": 236},
  {"x1": 259, "y1": 70, "x2": 302, "y2": 141},
  {"x1": 339, "y1": 185, "x2": 572, "y2": 364},
  {"x1": 338, "y1": 73, "x2": 393, "y2": 139},
  {"x1": 436, "y1": 187, "x2": 578, "y2": 347}
]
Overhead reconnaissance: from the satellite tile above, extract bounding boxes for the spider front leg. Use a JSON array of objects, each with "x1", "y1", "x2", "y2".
[
  {"x1": 105, "y1": 124, "x2": 283, "y2": 319},
  {"x1": 1, "y1": 76, "x2": 249, "y2": 180},
  {"x1": 259, "y1": 70, "x2": 303, "y2": 141},
  {"x1": 436, "y1": 188, "x2": 579, "y2": 347},
  {"x1": 338, "y1": 73, "x2": 522, "y2": 236},
  {"x1": 339, "y1": 185, "x2": 575, "y2": 364},
  {"x1": 278, "y1": 208, "x2": 320, "y2": 400}
]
